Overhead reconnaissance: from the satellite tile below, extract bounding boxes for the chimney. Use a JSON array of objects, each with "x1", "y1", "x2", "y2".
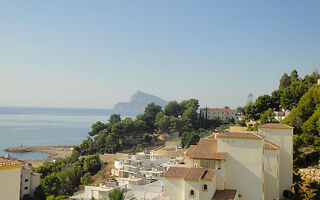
[{"x1": 99, "y1": 181, "x2": 103, "y2": 188}]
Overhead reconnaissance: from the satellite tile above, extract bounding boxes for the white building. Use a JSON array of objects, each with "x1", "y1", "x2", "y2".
[
  {"x1": 112, "y1": 152, "x2": 178, "y2": 184},
  {"x1": 258, "y1": 123, "x2": 293, "y2": 199},
  {"x1": 20, "y1": 165, "x2": 41, "y2": 199},
  {"x1": 0, "y1": 156, "x2": 40, "y2": 200},
  {"x1": 71, "y1": 181, "x2": 128, "y2": 200},
  {"x1": 200, "y1": 108, "x2": 236, "y2": 123},
  {"x1": 164, "y1": 123, "x2": 293, "y2": 200}
]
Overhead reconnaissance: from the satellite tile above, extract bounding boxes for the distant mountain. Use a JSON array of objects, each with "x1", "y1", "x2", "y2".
[{"x1": 113, "y1": 91, "x2": 168, "y2": 111}]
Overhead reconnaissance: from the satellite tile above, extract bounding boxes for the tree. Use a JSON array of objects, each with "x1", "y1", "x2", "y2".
[
  {"x1": 260, "y1": 109, "x2": 276, "y2": 124},
  {"x1": 111, "y1": 122, "x2": 124, "y2": 136},
  {"x1": 108, "y1": 188, "x2": 126, "y2": 200},
  {"x1": 80, "y1": 172, "x2": 92, "y2": 185},
  {"x1": 22, "y1": 194, "x2": 33, "y2": 200},
  {"x1": 88, "y1": 121, "x2": 107, "y2": 136},
  {"x1": 237, "y1": 120, "x2": 246, "y2": 127},
  {"x1": 143, "y1": 102, "x2": 162, "y2": 132},
  {"x1": 94, "y1": 130, "x2": 107, "y2": 152},
  {"x1": 133, "y1": 119, "x2": 146, "y2": 134},
  {"x1": 57, "y1": 166, "x2": 82, "y2": 195},
  {"x1": 182, "y1": 107, "x2": 198, "y2": 128},
  {"x1": 244, "y1": 103, "x2": 257, "y2": 120},
  {"x1": 122, "y1": 117, "x2": 134, "y2": 135},
  {"x1": 179, "y1": 99, "x2": 199, "y2": 115},
  {"x1": 41, "y1": 173, "x2": 61, "y2": 196},
  {"x1": 290, "y1": 69, "x2": 299, "y2": 83},
  {"x1": 105, "y1": 133, "x2": 118, "y2": 153},
  {"x1": 236, "y1": 106, "x2": 244, "y2": 114},
  {"x1": 33, "y1": 185, "x2": 46, "y2": 200},
  {"x1": 46, "y1": 195, "x2": 56, "y2": 200},
  {"x1": 154, "y1": 112, "x2": 170, "y2": 133},
  {"x1": 279, "y1": 73, "x2": 291, "y2": 89},
  {"x1": 164, "y1": 101, "x2": 180, "y2": 117},
  {"x1": 109, "y1": 114, "x2": 121, "y2": 125},
  {"x1": 83, "y1": 154, "x2": 102, "y2": 174}
]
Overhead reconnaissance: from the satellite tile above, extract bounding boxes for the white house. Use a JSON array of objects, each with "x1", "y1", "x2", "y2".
[
  {"x1": 200, "y1": 108, "x2": 236, "y2": 123},
  {"x1": 258, "y1": 123, "x2": 293, "y2": 198},
  {"x1": 20, "y1": 165, "x2": 41, "y2": 199},
  {"x1": 164, "y1": 123, "x2": 293, "y2": 200}
]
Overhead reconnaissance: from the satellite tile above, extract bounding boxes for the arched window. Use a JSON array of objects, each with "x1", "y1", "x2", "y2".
[
  {"x1": 189, "y1": 189, "x2": 195, "y2": 197},
  {"x1": 203, "y1": 184, "x2": 208, "y2": 191}
]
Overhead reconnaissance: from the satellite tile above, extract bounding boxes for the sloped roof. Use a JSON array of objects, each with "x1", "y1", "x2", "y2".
[
  {"x1": 188, "y1": 139, "x2": 227, "y2": 160},
  {"x1": 258, "y1": 123, "x2": 293, "y2": 129},
  {"x1": 0, "y1": 157, "x2": 24, "y2": 168},
  {"x1": 186, "y1": 145, "x2": 197, "y2": 156},
  {"x1": 212, "y1": 189, "x2": 238, "y2": 200},
  {"x1": 264, "y1": 140, "x2": 280, "y2": 150},
  {"x1": 217, "y1": 132, "x2": 263, "y2": 140},
  {"x1": 165, "y1": 166, "x2": 216, "y2": 181}
]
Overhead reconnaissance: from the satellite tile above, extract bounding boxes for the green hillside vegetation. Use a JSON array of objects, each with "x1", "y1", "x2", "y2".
[
  {"x1": 73, "y1": 99, "x2": 201, "y2": 156},
  {"x1": 244, "y1": 70, "x2": 319, "y2": 121},
  {"x1": 26, "y1": 154, "x2": 102, "y2": 200}
]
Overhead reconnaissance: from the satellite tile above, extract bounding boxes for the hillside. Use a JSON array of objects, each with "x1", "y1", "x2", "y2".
[{"x1": 113, "y1": 91, "x2": 168, "y2": 111}]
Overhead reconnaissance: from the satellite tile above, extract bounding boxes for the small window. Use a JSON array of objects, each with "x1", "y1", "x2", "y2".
[
  {"x1": 202, "y1": 184, "x2": 208, "y2": 191},
  {"x1": 24, "y1": 187, "x2": 28, "y2": 190},
  {"x1": 189, "y1": 189, "x2": 195, "y2": 197},
  {"x1": 25, "y1": 179, "x2": 29, "y2": 182}
]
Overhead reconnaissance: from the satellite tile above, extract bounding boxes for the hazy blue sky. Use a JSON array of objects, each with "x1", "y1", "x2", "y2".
[{"x1": 0, "y1": 1, "x2": 319, "y2": 109}]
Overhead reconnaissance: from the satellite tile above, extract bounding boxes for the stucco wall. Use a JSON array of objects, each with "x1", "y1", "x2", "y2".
[
  {"x1": 259, "y1": 128, "x2": 293, "y2": 197},
  {"x1": 217, "y1": 138, "x2": 264, "y2": 200},
  {"x1": 0, "y1": 167, "x2": 21, "y2": 200},
  {"x1": 164, "y1": 178, "x2": 184, "y2": 200},
  {"x1": 264, "y1": 149, "x2": 279, "y2": 200}
]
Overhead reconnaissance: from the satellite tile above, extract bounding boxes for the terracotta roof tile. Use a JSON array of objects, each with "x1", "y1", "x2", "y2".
[
  {"x1": 202, "y1": 169, "x2": 216, "y2": 181},
  {"x1": 165, "y1": 166, "x2": 216, "y2": 181},
  {"x1": 0, "y1": 157, "x2": 24, "y2": 167},
  {"x1": 217, "y1": 132, "x2": 263, "y2": 140},
  {"x1": 264, "y1": 140, "x2": 280, "y2": 150},
  {"x1": 212, "y1": 189, "x2": 238, "y2": 200},
  {"x1": 188, "y1": 139, "x2": 227, "y2": 160},
  {"x1": 186, "y1": 145, "x2": 197, "y2": 156},
  {"x1": 164, "y1": 166, "x2": 190, "y2": 179},
  {"x1": 258, "y1": 123, "x2": 293, "y2": 129}
]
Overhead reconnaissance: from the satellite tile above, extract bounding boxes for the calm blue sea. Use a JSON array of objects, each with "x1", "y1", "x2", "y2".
[{"x1": 0, "y1": 107, "x2": 139, "y2": 160}]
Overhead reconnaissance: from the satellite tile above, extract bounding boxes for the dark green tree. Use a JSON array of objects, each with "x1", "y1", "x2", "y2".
[
  {"x1": 164, "y1": 101, "x2": 180, "y2": 117},
  {"x1": 109, "y1": 114, "x2": 121, "y2": 125},
  {"x1": 279, "y1": 73, "x2": 291, "y2": 89}
]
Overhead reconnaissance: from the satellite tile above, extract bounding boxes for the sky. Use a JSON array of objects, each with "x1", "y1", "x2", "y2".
[{"x1": 0, "y1": 1, "x2": 319, "y2": 109}]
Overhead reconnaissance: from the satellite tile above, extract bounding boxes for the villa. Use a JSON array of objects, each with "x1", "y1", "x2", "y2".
[{"x1": 164, "y1": 123, "x2": 293, "y2": 200}]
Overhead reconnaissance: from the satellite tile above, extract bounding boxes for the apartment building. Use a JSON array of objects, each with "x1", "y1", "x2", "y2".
[
  {"x1": 164, "y1": 123, "x2": 293, "y2": 200},
  {"x1": 0, "y1": 156, "x2": 40, "y2": 200},
  {"x1": 200, "y1": 108, "x2": 236, "y2": 123}
]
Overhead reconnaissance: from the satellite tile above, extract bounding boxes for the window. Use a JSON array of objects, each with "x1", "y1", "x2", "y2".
[
  {"x1": 25, "y1": 179, "x2": 28, "y2": 182},
  {"x1": 189, "y1": 190, "x2": 195, "y2": 197},
  {"x1": 202, "y1": 184, "x2": 208, "y2": 191},
  {"x1": 24, "y1": 187, "x2": 28, "y2": 190}
]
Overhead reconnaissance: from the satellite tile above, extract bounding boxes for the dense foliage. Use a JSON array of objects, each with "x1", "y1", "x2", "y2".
[
  {"x1": 244, "y1": 70, "x2": 319, "y2": 121},
  {"x1": 73, "y1": 99, "x2": 200, "y2": 156},
  {"x1": 31, "y1": 154, "x2": 101, "y2": 199}
]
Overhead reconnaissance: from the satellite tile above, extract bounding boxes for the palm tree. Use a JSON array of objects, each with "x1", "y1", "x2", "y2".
[{"x1": 108, "y1": 188, "x2": 126, "y2": 200}]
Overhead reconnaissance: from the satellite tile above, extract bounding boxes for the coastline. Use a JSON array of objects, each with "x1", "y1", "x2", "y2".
[{"x1": 5, "y1": 145, "x2": 74, "y2": 164}]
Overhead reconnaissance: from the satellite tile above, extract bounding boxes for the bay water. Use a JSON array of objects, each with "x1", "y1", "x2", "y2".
[{"x1": 0, "y1": 107, "x2": 139, "y2": 160}]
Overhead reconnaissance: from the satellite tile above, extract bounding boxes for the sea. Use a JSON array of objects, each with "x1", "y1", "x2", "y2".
[{"x1": 0, "y1": 107, "x2": 140, "y2": 160}]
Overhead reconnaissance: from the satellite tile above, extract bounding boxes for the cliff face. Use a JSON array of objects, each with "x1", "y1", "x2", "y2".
[{"x1": 113, "y1": 91, "x2": 168, "y2": 111}]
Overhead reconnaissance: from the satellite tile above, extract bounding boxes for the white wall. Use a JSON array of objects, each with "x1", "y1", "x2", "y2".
[
  {"x1": 164, "y1": 178, "x2": 184, "y2": 200},
  {"x1": 184, "y1": 180, "x2": 200, "y2": 200},
  {"x1": 264, "y1": 149, "x2": 279, "y2": 200},
  {"x1": 259, "y1": 128, "x2": 293, "y2": 198},
  {"x1": 217, "y1": 138, "x2": 264, "y2": 200},
  {"x1": 0, "y1": 167, "x2": 21, "y2": 200}
]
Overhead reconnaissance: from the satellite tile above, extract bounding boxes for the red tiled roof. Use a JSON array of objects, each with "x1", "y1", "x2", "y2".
[
  {"x1": 212, "y1": 189, "x2": 238, "y2": 200},
  {"x1": 258, "y1": 123, "x2": 293, "y2": 129},
  {"x1": 188, "y1": 139, "x2": 227, "y2": 160},
  {"x1": 0, "y1": 157, "x2": 24, "y2": 168},
  {"x1": 165, "y1": 166, "x2": 216, "y2": 181},
  {"x1": 264, "y1": 140, "x2": 280, "y2": 150},
  {"x1": 217, "y1": 132, "x2": 264, "y2": 140}
]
